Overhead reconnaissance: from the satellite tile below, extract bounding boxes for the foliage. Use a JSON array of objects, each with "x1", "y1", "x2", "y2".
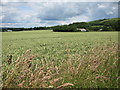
[
  {"x1": 52, "y1": 22, "x2": 90, "y2": 32},
  {"x1": 1, "y1": 18, "x2": 119, "y2": 32},
  {"x1": 53, "y1": 25, "x2": 77, "y2": 32},
  {"x1": 102, "y1": 26, "x2": 113, "y2": 31},
  {"x1": 52, "y1": 18, "x2": 119, "y2": 32},
  {"x1": 1, "y1": 27, "x2": 51, "y2": 32},
  {"x1": 90, "y1": 26, "x2": 103, "y2": 31},
  {"x1": 89, "y1": 18, "x2": 120, "y2": 31},
  {"x1": 69, "y1": 22, "x2": 90, "y2": 29}
]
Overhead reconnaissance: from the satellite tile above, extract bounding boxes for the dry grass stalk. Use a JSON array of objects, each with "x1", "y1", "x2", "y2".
[
  {"x1": 49, "y1": 77, "x2": 62, "y2": 84},
  {"x1": 56, "y1": 83, "x2": 74, "y2": 89},
  {"x1": 3, "y1": 43, "x2": 118, "y2": 88},
  {"x1": 65, "y1": 42, "x2": 69, "y2": 58}
]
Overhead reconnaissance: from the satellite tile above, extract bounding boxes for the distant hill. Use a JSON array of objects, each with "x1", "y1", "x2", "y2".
[
  {"x1": 89, "y1": 18, "x2": 119, "y2": 25},
  {"x1": 88, "y1": 18, "x2": 120, "y2": 31},
  {"x1": 1, "y1": 18, "x2": 120, "y2": 32},
  {"x1": 52, "y1": 18, "x2": 120, "y2": 32},
  {"x1": 89, "y1": 18, "x2": 120, "y2": 26}
]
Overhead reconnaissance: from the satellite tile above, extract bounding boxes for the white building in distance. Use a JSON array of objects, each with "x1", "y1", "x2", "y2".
[
  {"x1": 77, "y1": 28, "x2": 87, "y2": 32},
  {"x1": 7, "y1": 30, "x2": 12, "y2": 32}
]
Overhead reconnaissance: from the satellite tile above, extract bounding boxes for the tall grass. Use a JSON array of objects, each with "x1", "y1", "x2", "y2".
[{"x1": 2, "y1": 43, "x2": 119, "y2": 88}]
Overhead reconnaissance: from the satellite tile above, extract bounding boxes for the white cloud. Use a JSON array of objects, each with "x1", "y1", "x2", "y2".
[
  {"x1": 1, "y1": 2, "x2": 118, "y2": 27},
  {"x1": 1, "y1": 23, "x2": 43, "y2": 28},
  {"x1": 112, "y1": 7, "x2": 117, "y2": 10},
  {"x1": 0, "y1": 15, "x2": 4, "y2": 21},
  {"x1": 1, "y1": 0, "x2": 119, "y2": 2},
  {"x1": 97, "y1": 4, "x2": 106, "y2": 8},
  {"x1": 68, "y1": 16, "x2": 89, "y2": 23},
  {"x1": 107, "y1": 12, "x2": 114, "y2": 15}
]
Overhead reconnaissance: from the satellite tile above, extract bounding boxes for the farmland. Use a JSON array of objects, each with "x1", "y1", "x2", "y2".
[{"x1": 2, "y1": 30, "x2": 119, "y2": 88}]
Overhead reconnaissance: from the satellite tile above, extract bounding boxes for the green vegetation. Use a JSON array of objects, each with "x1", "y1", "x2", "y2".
[
  {"x1": 52, "y1": 18, "x2": 120, "y2": 32},
  {"x1": 89, "y1": 18, "x2": 120, "y2": 31},
  {"x1": 1, "y1": 18, "x2": 120, "y2": 32},
  {"x1": 2, "y1": 30, "x2": 119, "y2": 88},
  {"x1": 53, "y1": 25, "x2": 77, "y2": 32},
  {"x1": 53, "y1": 22, "x2": 90, "y2": 32}
]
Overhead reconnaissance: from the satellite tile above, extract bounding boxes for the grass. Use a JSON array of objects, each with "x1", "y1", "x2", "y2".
[{"x1": 1, "y1": 30, "x2": 119, "y2": 88}]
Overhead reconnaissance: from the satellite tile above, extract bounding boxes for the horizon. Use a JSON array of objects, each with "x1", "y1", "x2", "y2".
[
  {"x1": 0, "y1": 17, "x2": 118, "y2": 29},
  {"x1": 0, "y1": 2, "x2": 119, "y2": 28}
]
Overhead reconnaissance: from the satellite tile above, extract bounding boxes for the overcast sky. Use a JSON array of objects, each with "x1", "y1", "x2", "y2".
[{"x1": 0, "y1": 1, "x2": 118, "y2": 28}]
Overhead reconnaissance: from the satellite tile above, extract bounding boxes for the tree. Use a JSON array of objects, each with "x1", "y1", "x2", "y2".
[{"x1": 102, "y1": 26, "x2": 113, "y2": 31}]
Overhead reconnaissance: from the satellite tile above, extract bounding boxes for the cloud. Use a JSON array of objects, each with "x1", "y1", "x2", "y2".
[
  {"x1": 36, "y1": 2, "x2": 88, "y2": 21},
  {"x1": 97, "y1": 4, "x2": 106, "y2": 8},
  {"x1": 1, "y1": 2, "x2": 41, "y2": 23},
  {"x1": 1, "y1": 0, "x2": 119, "y2": 2},
  {"x1": 1, "y1": 2, "x2": 118, "y2": 27}
]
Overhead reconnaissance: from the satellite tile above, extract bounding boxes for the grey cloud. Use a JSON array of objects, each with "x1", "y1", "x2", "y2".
[
  {"x1": 37, "y1": 2, "x2": 88, "y2": 21},
  {"x1": 1, "y1": 2, "x2": 118, "y2": 27},
  {"x1": 34, "y1": 2, "x2": 118, "y2": 22}
]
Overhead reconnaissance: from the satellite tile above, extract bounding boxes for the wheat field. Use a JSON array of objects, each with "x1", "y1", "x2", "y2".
[{"x1": 1, "y1": 30, "x2": 119, "y2": 88}]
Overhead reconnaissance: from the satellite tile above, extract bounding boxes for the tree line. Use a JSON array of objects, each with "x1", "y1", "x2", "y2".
[
  {"x1": 1, "y1": 18, "x2": 119, "y2": 32},
  {"x1": 1, "y1": 27, "x2": 51, "y2": 32},
  {"x1": 52, "y1": 18, "x2": 119, "y2": 32}
]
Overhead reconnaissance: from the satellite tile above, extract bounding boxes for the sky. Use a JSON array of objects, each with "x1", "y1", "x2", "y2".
[{"x1": 0, "y1": 1, "x2": 119, "y2": 28}]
